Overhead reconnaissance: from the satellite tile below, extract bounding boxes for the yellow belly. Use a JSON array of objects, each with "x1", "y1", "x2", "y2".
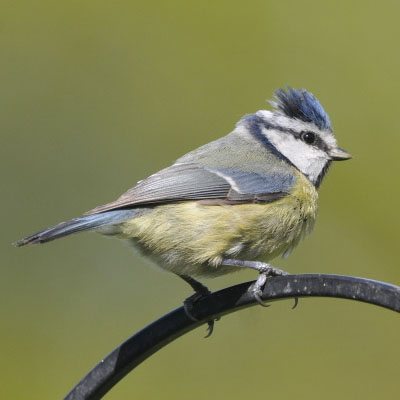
[{"x1": 117, "y1": 170, "x2": 318, "y2": 277}]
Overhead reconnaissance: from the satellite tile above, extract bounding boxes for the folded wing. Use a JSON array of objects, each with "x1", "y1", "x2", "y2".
[{"x1": 85, "y1": 163, "x2": 296, "y2": 215}]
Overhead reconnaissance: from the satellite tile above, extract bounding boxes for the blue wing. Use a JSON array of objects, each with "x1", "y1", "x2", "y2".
[{"x1": 86, "y1": 162, "x2": 296, "y2": 214}]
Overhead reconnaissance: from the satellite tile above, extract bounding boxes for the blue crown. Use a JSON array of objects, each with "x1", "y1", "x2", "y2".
[{"x1": 273, "y1": 87, "x2": 332, "y2": 131}]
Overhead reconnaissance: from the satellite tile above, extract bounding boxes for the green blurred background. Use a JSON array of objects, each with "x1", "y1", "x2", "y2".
[{"x1": 2, "y1": 1, "x2": 399, "y2": 398}]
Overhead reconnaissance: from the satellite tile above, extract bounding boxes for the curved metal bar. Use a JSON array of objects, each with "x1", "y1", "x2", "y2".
[{"x1": 64, "y1": 274, "x2": 400, "y2": 400}]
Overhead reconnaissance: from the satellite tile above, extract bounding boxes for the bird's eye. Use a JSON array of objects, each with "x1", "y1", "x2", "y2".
[{"x1": 301, "y1": 131, "x2": 316, "y2": 144}]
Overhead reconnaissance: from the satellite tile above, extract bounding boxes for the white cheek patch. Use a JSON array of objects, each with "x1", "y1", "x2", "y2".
[{"x1": 262, "y1": 127, "x2": 328, "y2": 184}]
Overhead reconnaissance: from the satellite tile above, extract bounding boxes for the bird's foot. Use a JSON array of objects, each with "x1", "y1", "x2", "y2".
[
  {"x1": 253, "y1": 264, "x2": 299, "y2": 308},
  {"x1": 251, "y1": 264, "x2": 286, "y2": 306},
  {"x1": 179, "y1": 275, "x2": 218, "y2": 338},
  {"x1": 222, "y1": 259, "x2": 299, "y2": 309}
]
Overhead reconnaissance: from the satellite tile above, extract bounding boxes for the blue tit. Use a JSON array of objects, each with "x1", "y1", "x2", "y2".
[{"x1": 17, "y1": 87, "x2": 351, "y2": 320}]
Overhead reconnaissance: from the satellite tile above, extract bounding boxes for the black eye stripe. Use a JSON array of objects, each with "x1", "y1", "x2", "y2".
[
  {"x1": 257, "y1": 117, "x2": 330, "y2": 153},
  {"x1": 295, "y1": 130, "x2": 330, "y2": 154}
]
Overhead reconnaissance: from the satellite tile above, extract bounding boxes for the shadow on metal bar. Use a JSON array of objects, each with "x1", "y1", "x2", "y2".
[{"x1": 64, "y1": 274, "x2": 400, "y2": 400}]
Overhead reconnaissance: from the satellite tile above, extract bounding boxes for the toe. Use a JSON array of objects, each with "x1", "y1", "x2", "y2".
[{"x1": 254, "y1": 290, "x2": 270, "y2": 307}]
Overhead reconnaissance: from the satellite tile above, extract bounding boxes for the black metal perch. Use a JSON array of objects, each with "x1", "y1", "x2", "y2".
[{"x1": 64, "y1": 273, "x2": 400, "y2": 400}]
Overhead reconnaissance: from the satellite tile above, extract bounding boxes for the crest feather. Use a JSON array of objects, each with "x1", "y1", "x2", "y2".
[{"x1": 271, "y1": 87, "x2": 332, "y2": 131}]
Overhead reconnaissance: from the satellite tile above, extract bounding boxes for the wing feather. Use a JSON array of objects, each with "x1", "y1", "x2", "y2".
[{"x1": 85, "y1": 163, "x2": 296, "y2": 215}]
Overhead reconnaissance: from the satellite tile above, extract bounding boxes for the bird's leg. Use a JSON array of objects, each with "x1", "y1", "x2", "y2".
[
  {"x1": 221, "y1": 259, "x2": 298, "y2": 308},
  {"x1": 178, "y1": 274, "x2": 216, "y2": 338}
]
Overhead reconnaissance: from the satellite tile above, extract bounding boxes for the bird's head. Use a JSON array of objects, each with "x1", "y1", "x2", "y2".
[{"x1": 242, "y1": 87, "x2": 352, "y2": 187}]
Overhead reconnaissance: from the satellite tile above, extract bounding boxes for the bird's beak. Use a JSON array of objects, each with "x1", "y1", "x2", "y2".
[{"x1": 328, "y1": 147, "x2": 352, "y2": 161}]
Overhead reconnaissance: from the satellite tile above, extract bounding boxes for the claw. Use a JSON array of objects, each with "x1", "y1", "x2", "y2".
[
  {"x1": 292, "y1": 297, "x2": 299, "y2": 309},
  {"x1": 204, "y1": 320, "x2": 214, "y2": 338},
  {"x1": 254, "y1": 290, "x2": 270, "y2": 307}
]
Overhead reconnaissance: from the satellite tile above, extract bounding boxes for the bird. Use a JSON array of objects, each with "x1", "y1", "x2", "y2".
[{"x1": 16, "y1": 87, "x2": 351, "y2": 335}]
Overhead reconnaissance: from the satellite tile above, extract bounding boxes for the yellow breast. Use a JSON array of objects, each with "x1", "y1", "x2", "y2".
[{"x1": 118, "y1": 169, "x2": 318, "y2": 277}]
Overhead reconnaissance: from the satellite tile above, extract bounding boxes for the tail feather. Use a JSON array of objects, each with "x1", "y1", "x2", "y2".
[{"x1": 15, "y1": 210, "x2": 136, "y2": 247}]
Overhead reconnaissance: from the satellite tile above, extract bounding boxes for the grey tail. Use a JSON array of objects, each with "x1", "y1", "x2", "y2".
[{"x1": 15, "y1": 210, "x2": 136, "y2": 247}]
